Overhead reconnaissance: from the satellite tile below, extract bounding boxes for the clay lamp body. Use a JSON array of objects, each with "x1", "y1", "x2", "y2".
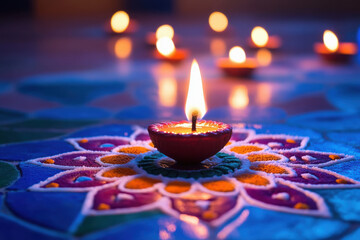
[
  {"x1": 146, "y1": 24, "x2": 179, "y2": 47},
  {"x1": 154, "y1": 37, "x2": 188, "y2": 63},
  {"x1": 105, "y1": 11, "x2": 137, "y2": 35},
  {"x1": 314, "y1": 30, "x2": 358, "y2": 63},
  {"x1": 148, "y1": 60, "x2": 232, "y2": 165},
  {"x1": 248, "y1": 26, "x2": 281, "y2": 50},
  {"x1": 217, "y1": 46, "x2": 257, "y2": 78}
]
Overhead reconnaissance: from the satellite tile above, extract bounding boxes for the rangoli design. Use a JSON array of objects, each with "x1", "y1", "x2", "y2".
[{"x1": 25, "y1": 125, "x2": 359, "y2": 230}]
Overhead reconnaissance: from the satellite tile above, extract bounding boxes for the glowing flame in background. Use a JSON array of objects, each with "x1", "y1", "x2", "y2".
[
  {"x1": 229, "y1": 46, "x2": 246, "y2": 63},
  {"x1": 156, "y1": 37, "x2": 176, "y2": 56},
  {"x1": 209, "y1": 12, "x2": 228, "y2": 32},
  {"x1": 185, "y1": 59, "x2": 207, "y2": 121},
  {"x1": 156, "y1": 24, "x2": 175, "y2": 39},
  {"x1": 110, "y1": 11, "x2": 130, "y2": 33},
  {"x1": 323, "y1": 30, "x2": 339, "y2": 52},
  {"x1": 251, "y1": 26, "x2": 269, "y2": 47}
]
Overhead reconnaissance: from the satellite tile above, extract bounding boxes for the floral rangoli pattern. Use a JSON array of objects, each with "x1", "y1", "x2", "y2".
[{"x1": 27, "y1": 126, "x2": 359, "y2": 228}]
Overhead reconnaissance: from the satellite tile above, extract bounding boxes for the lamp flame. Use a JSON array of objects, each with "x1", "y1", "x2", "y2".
[
  {"x1": 229, "y1": 46, "x2": 246, "y2": 63},
  {"x1": 209, "y1": 12, "x2": 228, "y2": 32},
  {"x1": 323, "y1": 30, "x2": 339, "y2": 52},
  {"x1": 185, "y1": 59, "x2": 207, "y2": 121},
  {"x1": 251, "y1": 26, "x2": 269, "y2": 47},
  {"x1": 156, "y1": 37, "x2": 175, "y2": 56},
  {"x1": 156, "y1": 24, "x2": 174, "y2": 39},
  {"x1": 110, "y1": 11, "x2": 130, "y2": 33}
]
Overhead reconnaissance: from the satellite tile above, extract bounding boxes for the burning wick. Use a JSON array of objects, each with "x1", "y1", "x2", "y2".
[{"x1": 191, "y1": 111, "x2": 198, "y2": 132}]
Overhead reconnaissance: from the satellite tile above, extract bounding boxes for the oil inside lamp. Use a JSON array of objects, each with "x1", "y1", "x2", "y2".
[
  {"x1": 249, "y1": 26, "x2": 281, "y2": 49},
  {"x1": 217, "y1": 46, "x2": 257, "y2": 78},
  {"x1": 155, "y1": 37, "x2": 188, "y2": 62},
  {"x1": 208, "y1": 12, "x2": 228, "y2": 33},
  {"x1": 314, "y1": 30, "x2": 358, "y2": 63},
  {"x1": 148, "y1": 60, "x2": 232, "y2": 165}
]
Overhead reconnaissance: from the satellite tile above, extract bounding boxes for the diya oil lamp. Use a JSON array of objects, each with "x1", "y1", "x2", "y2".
[
  {"x1": 248, "y1": 26, "x2": 281, "y2": 50},
  {"x1": 217, "y1": 46, "x2": 257, "y2": 78},
  {"x1": 105, "y1": 11, "x2": 137, "y2": 35},
  {"x1": 314, "y1": 30, "x2": 358, "y2": 63},
  {"x1": 148, "y1": 60, "x2": 232, "y2": 165},
  {"x1": 146, "y1": 24, "x2": 179, "y2": 47},
  {"x1": 154, "y1": 37, "x2": 188, "y2": 63}
]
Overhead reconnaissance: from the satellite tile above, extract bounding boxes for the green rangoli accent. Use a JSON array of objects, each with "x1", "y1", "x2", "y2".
[
  {"x1": 0, "y1": 161, "x2": 19, "y2": 188},
  {"x1": 138, "y1": 152, "x2": 242, "y2": 179}
]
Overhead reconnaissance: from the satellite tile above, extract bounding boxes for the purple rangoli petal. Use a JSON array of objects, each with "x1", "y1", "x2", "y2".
[
  {"x1": 170, "y1": 194, "x2": 240, "y2": 225},
  {"x1": 231, "y1": 129, "x2": 254, "y2": 142},
  {"x1": 243, "y1": 180, "x2": 329, "y2": 217},
  {"x1": 86, "y1": 184, "x2": 162, "y2": 214},
  {"x1": 68, "y1": 136, "x2": 130, "y2": 152},
  {"x1": 248, "y1": 135, "x2": 308, "y2": 150},
  {"x1": 29, "y1": 151, "x2": 105, "y2": 169},
  {"x1": 30, "y1": 169, "x2": 111, "y2": 191},
  {"x1": 278, "y1": 166, "x2": 360, "y2": 188},
  {"x1": 280, "y1": 150, "x2": 353, "y2": 167}
]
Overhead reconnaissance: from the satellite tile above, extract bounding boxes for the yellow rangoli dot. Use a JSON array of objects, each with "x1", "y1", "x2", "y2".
[
  {"x1": 294, "y1": 203, "x2": 309, "y2": 209},
  {"x1": 202, "y1": 210, "x2": 218, "y2": 220},
  {"x1": 165, "y1": 181, "x2": 191, "y2": 194},
  {"x1": 247, "y1": 154, "x2": 281, "y2": 162},
  {"x1": 250, "y1": 164, "x2": 287, "y2": 174},
  {"x1": 125, "y1": 177, "x2": 161, "y2": 189},
  {"x1": 97, "y1": 203, "x2": 110, "y2": 210},
  {"x1": 286, "y1": 139, "x2": 296, "y2": 144},
  {"x1": 118, "y1": 146, "x2": 150, "y2": 154},
  {"x1": 45, "y1": 182, "x2": 59, "y2": 188},
  {"x1": 336, "y1": 178, "x2": 349, "y2": 184},
  {"x1": 235, "y1": 173, "x2": 269, "y2": 186},
  {"x1": 101, "y1": 155, "x2": 134, "y2": 164},
  {"x1": 231, "y1": 145, "x2": 264, "y2": 154},
  {"x1": 102, "y1": 167, "x2": 137, "y2": 178},
  {"x1": 329, "y1": 154, "x2": 341, "y2": 160},
  {"x1": 149, "y1": 142, "x2": 154, "y2": 148},
  {"x1": 44, "y1": 158, "x2": 55, "y2": 164},
  {"x1": 226, "y1": 141, "x2": 233, "y2": 146},
  {"x1": 202, "y1": 180, "x2": 235, "y2": 192},
  {"x1": 79, "y1": 139, "x2": 88, "y2": 143}
]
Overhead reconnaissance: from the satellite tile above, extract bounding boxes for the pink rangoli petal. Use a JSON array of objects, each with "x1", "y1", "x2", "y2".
[
  {"x1": 248, "y1": 135, "x2": 308, "y2": 150},
  {"x1": 243, "y1": 180, "x2": 329, "y2": 217}
]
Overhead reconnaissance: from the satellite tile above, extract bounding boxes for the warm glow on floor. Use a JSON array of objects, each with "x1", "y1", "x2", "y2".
[
  {"x1": 208, "y1": 12, "x2": 228, "y2": 32},
  {"x1": 159, "y1": 77, "x2": 177, "y2": 107},
  {"x1": 229, "y1": 85, "x2": 249, "y2": 109},
  {"x1": 210, "y1": 38, "x2": 226, "y2": 56},
  {"x1": 114, "y1": 37, "x2": 132, "y2": 59},
  {"x1": 256, "y1": 49, "x2": 272, "y2": 66}
]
